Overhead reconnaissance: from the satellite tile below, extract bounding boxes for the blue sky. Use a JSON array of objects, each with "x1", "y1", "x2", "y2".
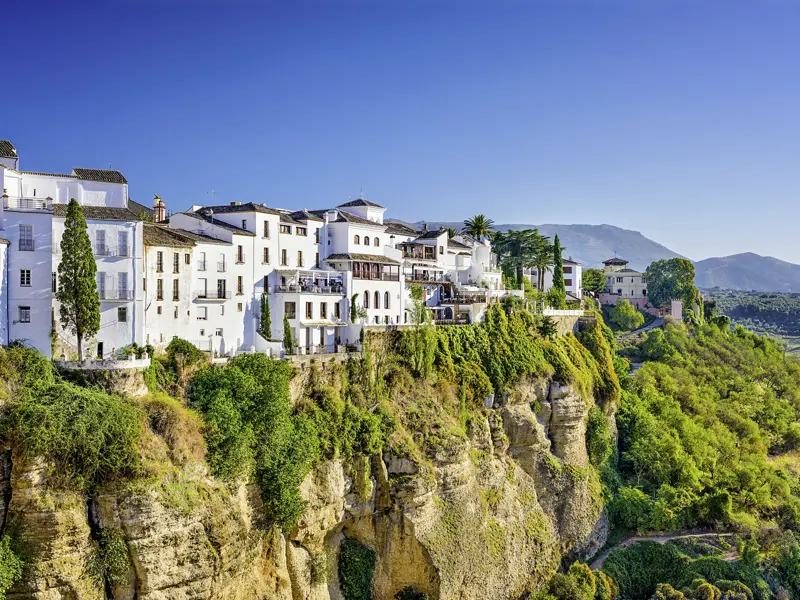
[{"x1": 5, "y1": 0, "x2": 800, "y2": 262}]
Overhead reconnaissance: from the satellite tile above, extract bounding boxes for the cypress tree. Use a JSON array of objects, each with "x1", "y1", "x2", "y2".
[
  {"x1": 283, "y1": 313, "x2": 294, "y2": 355},
  {"x1": 56, "y1": 199, "x2": 100, "y2": 360},
  {"x1": 350, "y1": 293, "x2": 359, "y2": 322},
  {"x1": 260, "y1": 293, "x2": 272, "y2": 339},
  {"x1": 551, "y1": 234, "x2": 567, "y2": 309}
]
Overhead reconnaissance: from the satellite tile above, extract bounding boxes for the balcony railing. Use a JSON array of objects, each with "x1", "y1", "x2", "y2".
[
  {"x1": 217, "y1": 262, "x2": 227, "y2": 272},
  {"x1": 197, "y1": 260, "x2": 207, "y2": 271},
  {"x1": 94, "y1": 245, "x2": 130, "y2": 258},
  {"x1": 440, "y1": 294, "x2": 487, "y2": 304},
  {"x1": 4, "y1": 197, "x2": 52, "y2": 211},
  {"x1": 99, "y1": 289, "x2": 134, "y2": 301},
  {"x1": 272, "y1": 284, "x2": 345, "y2": 295},
  {"x1": 406, "y1": 274, "x2": 447, "y2": 283},
  {"x1": 352, "y1": 272, "x2": 400, "y2": 281},
  {"x1": 19, "y1": 242, "x2": 34, "y2": 252},
  {"x1": 235, "y1": 253, "x2": 246, "y2": 264},
  {"x1": 193, "y1": 290, "x2": 233, "y2": 300}
]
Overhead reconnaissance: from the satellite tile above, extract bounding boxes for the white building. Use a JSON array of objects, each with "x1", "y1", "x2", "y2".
[
  {"x1": 600, "y1": 257, "x2": 647, "y2": 300},
  {"x1": 541, "y1": 257, "x2": 583, "y2": 301}
]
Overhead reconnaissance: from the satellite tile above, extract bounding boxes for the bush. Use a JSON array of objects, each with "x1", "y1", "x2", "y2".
[
  {"x1": 0, "y1": 535, "x2": 23, "y2": 600},
  {"x1": 97, "y1": 527, "x2": 129, "y2": 585},
  {"x1": 610, "y1": 299, "x2": 646, "y2": 331},
  {"x1": 338, "y1": 538, "x2": 376, "y2": 600},
  {"x1": 395, "y1": 588, "x2": 430, "y2": 600},
  {"x1": 586, "y1": 404, "x2": 613, "y2": 468}
]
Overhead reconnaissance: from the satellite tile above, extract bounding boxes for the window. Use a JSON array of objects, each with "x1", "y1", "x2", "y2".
[
  {"x1": 263, "y1": 221, "x2": 270, "y2": 238},
  {"x1": 156, "y1": 251, "x2": 164, "y2": 273},
  {"x1": 19, "y1": 225, "x2": 33, "y2": 251},
  {"x1": 296, "y1": 227, "x2": 307, "y2": 236},
  {"x1": 641, "y1": 277, "x2": 647, "y2": 284},
  {"x1": 263, "y1": 247, "x2": 270, "y2": 264},
  {"x1": 281, "y1": 249, "x2": 288, "y2": 265},
  {"x1": 263, "y1": 275, "x2": 268, "y2": 290},
  {"x1": 440, "y1": 246, "x2": 444, "y2": 255},
  {"x1": 364, "y1": 291, "x2": 370, "y2": 308},
  {"x1": 217, "y1": 279, "x2": 227, "y2": 299},
  {"x1": 334, "y1": 302, "x2": 341, "y2": 319},
  {"x1": 185, "y1": 253, "x2": 190, "y2": 265},
  {"x1": 374, "y1": 238, "x2": 380, "y2": 247},
  {"x1": 157, "y1": 306, "x2": 163, "y2": 315},
  {"x1": 315, "y1": 252, "x2": 320, "y2": 268},
  {"x1": 198, "y1": 307, "x2": 208, "y2": 320},
  {"x1": 320, "y1": 303, "x2": 327, "y2": 319},
  {"x1": 218, "y1": 253, "x2": 226, "y2": 272},
  {"x1": 199, "y1": 329, "x2": 205, "y2": 336},
  {"x1": 364, "y1": 236, "x2": 370, "y2": 246},
  {"x1": 565, "y1": 279, "x2": 573, "y2": 287},
  {"x1": 157, "y1": 279, "x2": 164, "y2": 300},
  {"x1": 18, "y1": 306, "x2": 30, "y2": 323},
  {"x1": 173, "y1": 252, "x2": 180, "y2": 273},
  {"x1": 119, "y1": 273, "x2": 128, "y2": 297},
  {"x1": 617, "y1": 289, "x2": 622, "y2": 295},
  {"x1": 643, "y1": 289, "x2": 647, "y2": 296},
  {"x1": 242, "y1": 219, "x2": 247, "y2": 230},
  {"x1": 52, "y1": 272, "x2": 56, "y2": 292},
  {"x1": 297, "y1": 251, "x2": 303, "y2": 267},
  {"x1": 306, "y1": 302, "x2": 313, "y2": 319},
  {"x1": 220, "y1": 305, "x2": 225, "y2": 315},
  {"x1": 215, "y1": 328, "x2": 223, "y2": 336},
  {"x1": 354, "y1": 235, "x2": 360, "y2": 244},
  {"x1": 198, "y1": 251, "x2": 207, "y2": 271},
  {"x1": 238, "y1": 303, "x2": 243, "y2": 312},
  {"x1": 564, "y1": 266, "x2": 572, "y2": 274},
  {"x1": 97, "y1": 342, "x2": 103, "y2": 359},
  {"x1": 118, "y1": 231, "x2": 129, "y2": 257},
  {"x1": 384, "y1": 291, "x2": 390, "y2": 309},
  {"x1": 374, "y1": 316, "x2": 380, "y2": 324},
  {"x1": 616, "y1": 277, "x2": 623, "y2": 283},
  {"x1": 314, "y1": 229, "x2": 320, "y2": 243},
  {"x1": 280, "y1": 224, "x2": 291, "y2": 234},
  {"x1": 237, "y1": 275, "x2": 243, "y2": 295},
  {"x1": 285, "y1": 302, "x2": 296, "y2": 319},
  {"x1": 20, "y1": 269, "x2": 31, "y2": 287},
  {"x1": 237, "y1": 245, "x2": 244, "y2": 263},
  {"x1": 96, "y1": 230, "x2": 107, "y2": 255},
  {"x1": 172, "y1": 279, "x2": 180, "y2": 301},
  {"x1": 118, "y1": 307, "x2": 128, "y2": 322},
  {"x1": 374, "y1": 291, "x2": 380, "y2": 309}
]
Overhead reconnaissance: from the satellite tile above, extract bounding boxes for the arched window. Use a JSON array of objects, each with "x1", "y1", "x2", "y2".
[
  {"x1": 374, "y1": 290, "x2": 380, "y2": 309},
  {"x1": 364, "y1": 236, "x2": 370, "y2": 246},
  {"x1": 384, "y1": 291, "x2": 390, "y2": 309},
  {"x1": 364, "y1": 291, "x2": 370, "y2": 308},
  {"x1": 354, "y1": 235, "x2": 360, "y2": 244},
  {"x1": 374, "y1": 238, "x2": 380, "y2": 247}
]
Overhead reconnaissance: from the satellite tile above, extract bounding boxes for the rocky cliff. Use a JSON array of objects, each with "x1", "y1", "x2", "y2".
[{"x1": 1, "y1": 365, "x2": 611, "y2": 600}]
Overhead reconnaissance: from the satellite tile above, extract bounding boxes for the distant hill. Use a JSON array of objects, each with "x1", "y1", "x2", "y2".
[
  {"x1": 695, "y1": 253, "x2": 800, "y2": 292},
  {"x1": 409, "y1": 221, "x2": 684, "y2": 271}
]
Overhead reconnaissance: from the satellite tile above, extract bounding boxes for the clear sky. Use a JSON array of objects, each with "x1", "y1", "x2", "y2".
[{"x1": 5, "y1": 0, "x2": 800, "y2": 262}]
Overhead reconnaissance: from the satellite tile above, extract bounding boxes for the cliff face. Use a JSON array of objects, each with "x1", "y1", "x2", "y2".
[{"x1": 4, "y1": 375, "x2": 609, "y2": 600}]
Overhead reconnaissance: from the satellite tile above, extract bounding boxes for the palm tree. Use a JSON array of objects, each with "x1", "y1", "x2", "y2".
[
  {"x1": 462, "y1": 215, "x2": 495, "y2": 239},
  {"x1": 444, "y1": 227, "x2": 458, "y2": 239},
  {"x1": 531, "y1": 232, "x2": 554, "y2": 291}
]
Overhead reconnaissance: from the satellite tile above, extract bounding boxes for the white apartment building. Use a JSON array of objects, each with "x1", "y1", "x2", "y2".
[{"x1": 541, "y1": 257, "x2": 583, "y2": 301}]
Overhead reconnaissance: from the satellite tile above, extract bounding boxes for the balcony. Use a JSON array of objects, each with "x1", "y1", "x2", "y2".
[
  {"x1": 217, "y1": 262, "x2": 227, "y2": 272},
  {"x1": 197, "y1": 260, "x2": 207, "y2": 271},
  {"x1": 94, "y1": 245, "x2": 131, "y2": 258},
  {"x1": 193, "y1": 290, "x2": 233, "y2": 301},
  {"x1": 406, "y1": 273, "x2": 448, "y2": 283},
  {"x1": 273, "y1": 283, "x2": 345, "y2": 295},
  {"x1": 18, "y1": 242, "x2": 34, "y2": 252},
  {"x1": 440, "y1": 293, "x2": 487, "y2": 305},
  {"x1": 3, "y1": 197, "x2": 52, "y2": 211},
  {"x1": 235, "y1": 253, "x2": 246, "y2": 264},
  {"x1": 99, "y1": 289, "x2": 134, "y2": 301}
]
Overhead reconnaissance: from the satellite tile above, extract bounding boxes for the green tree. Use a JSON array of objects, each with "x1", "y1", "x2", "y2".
[
  {"x1": 462, "y1": 214, "x2": 495, "y2": 239},
  {"x1": 0, "y1": 535, "x2": 23, "y2": 599},
  {"x1": 644, "y1": 258, "x2": 698, "y2": 309},
  {"x1": 494, "y1": 229, "x2": 538, "y2": 285},
  {"x1": 259, "y1": 293, "x2": 272, "y2": 339},
  {"x1": 610, "y1": 299, "x2": 645, "y2": 331},
  {"x1": 583, "y1": 268, "x2": 606, "y2": 294},
  {"x1": 532, "y1": 232, "x2": 554, "y2": 291},
  {"x1": 550, "y1": 234, "x2": 567, "y2": 308},
  {"x1": 56, "y1": 199, "x2": 100, "y2": 360},
  {"x1": 444, "y1": 227, "x2": 458, "y2": 239},
  {"x1": 403, "y1": 284, "x2": 435, "y2": 378},
  {"x1": 350, "y1": 293, "x2": 359, "y2": 323},
  {"x1": 283, "y1": 313, "x2": 295, "y2": 354}
]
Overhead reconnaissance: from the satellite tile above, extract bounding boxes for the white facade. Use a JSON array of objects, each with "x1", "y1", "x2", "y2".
[{"x1": 542, "y1": 258, "x2": 583, "y2": 300}]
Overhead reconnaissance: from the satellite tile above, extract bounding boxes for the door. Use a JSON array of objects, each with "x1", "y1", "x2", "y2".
[
  {"x1": 118, "y1": 231, "x2": 129, "y2": 257},
  {"x1": 96, "y1": 230, "x2": 106, "y2": 255}
]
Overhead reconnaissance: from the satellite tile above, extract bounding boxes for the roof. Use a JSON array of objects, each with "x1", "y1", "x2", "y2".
[
  {"x1": 603, "y1": 257, "x2": 629, "y2": 266},
  {"x1": 326, "y1": 252, "x2": 401, "y2": 265},
  {"x1": 415, "y1": 229, "x2": 446, "y2": 240},
  {"x1": 128, "y1": 199, "x2": 155, "y2": 221},
  {"x1": 196, "y1": 202, "x2": 284, "y2": 216},
  {"x1": 179, "y1": 211, "x2": 256, "y2": 236},
  {"x1": 384, "y1": 221, "x2": 419, "y2": 236},
  {"x1": 0, "y1": 237, "x2": 9, "y2": 245},
  {"x1": 143, "y1": 224, "x2": 194, "y2": 248},
  {"x1": 0, "y1": 141, "x2": 17, "y2": 159},
  {"x1": 291, "y1": 209, "x2": 324, "y2": 222},
  {"x1": 617, "y1": 268, "x2": 642, "y2": 274},
  {"x1": 448, "y1": 239, "x2": 471, "y2": 250},
  {"x1": 337, "y1": 198, "x2": 385, "y2": 209},
  {"x1": 563, "y1": 258, "x2": 582, "y2": 266},
  {"x1": 164, "y1": 227, "x2": 231, "y2": 245},
  {"x1": 19, "y1": 170, "x2": 73, "y2": 178},
  {"x1": 52, "y1": 204, "x2": 141, "y2": 221},
  {"x1": 72, "y1": 168, "x2": 128, "y2": 184},
  {"x1": 280, "y1": 213, "x2": 304, "y2": 225}
]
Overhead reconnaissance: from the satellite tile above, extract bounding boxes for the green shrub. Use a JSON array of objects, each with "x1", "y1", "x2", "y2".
[
  {"x1": 97, "y1": 527, "x2": 129, "y2": 585},
  {"x1": 586, "y1": 405, "x2": 613, "y2": 468},
  {"x1": 338, "y1": 538, "x2": 376, "y2": 600},
  {"x1": 0, "y1": 535, "x2": 23, "y2": 600},
  {"x1": 394, "y1": 588, "x2": 430, "y2": 600},
  {"x1": 609, "y1": 299, "x2": 645, "y2": 331}
]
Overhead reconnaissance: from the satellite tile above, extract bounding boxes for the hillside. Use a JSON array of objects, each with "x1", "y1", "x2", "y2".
[
  {"x1": 695, "y1": 252, "x2": 800, "y2": 292},
  {"x1": 412, "y1": 221, "x2": 684, "y2": 271}
]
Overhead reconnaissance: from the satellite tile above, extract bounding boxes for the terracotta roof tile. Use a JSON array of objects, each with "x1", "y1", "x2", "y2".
[
  {"x1": 337, "y1": 198, "x2": 385, "y2": 209},
  {"x1": 325, "y1": 252, "x2": 400, "y2": 265},
  {"x1": 143, "y1": 224, "x2": 194, "y2": 247},
  {"x1": 52, "y1": 204, "x2": 141, "y2": 221},
  {"x1": 0, "y1": 141, "x2": 17, "y2": 158},
  {"x1": 72, "y1": 168, "x2": 128, "y2": 184}
]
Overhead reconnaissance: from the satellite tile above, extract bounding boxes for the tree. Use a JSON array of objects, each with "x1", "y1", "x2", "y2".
[
  {"x1": 549, "y1": 234, "x2": 567, "y2": 309},
  {"x1": 56, "y1": 199, "x2": 100, "y2": 360},
  {"x1": 532, "y1": 233, "x2": 554, "y2": 291},
  {"x1": 283, "y1": 314, "x2": 295, "y2": 354},
  {"x1": 583, "y1": 268, "x2": 606, "y2": 294},
  {"x1": 462, "y1": 214, "x2": 494, "y2": 239},
  {"x1": 350, "y1": 293, "x2": 359, "y2": 323},
  {"x1": 644, "y1": 258, "x2": 698, "y2": 309},
  {"x1": 404, "y1": 284, "x2": 435, "y2": 378},
  {"x1": 444, "y1": 227, "x2": 458, "y2": 239},
  {"x1": 259, "y1": 293, "x2": 272, "y2": 339},
  {"x1": 609, "y1": 299, "x2": 645, "y2": 331},
  {"x1": 494, "y1": 229, "x2": 536, "y2": 285}
]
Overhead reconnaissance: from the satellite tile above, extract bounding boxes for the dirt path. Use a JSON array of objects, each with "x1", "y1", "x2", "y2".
[{"x1": 589, "y1": 532, "x2": 737, "y2": 570}]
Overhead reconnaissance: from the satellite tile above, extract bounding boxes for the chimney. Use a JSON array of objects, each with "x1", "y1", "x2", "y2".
[
  {"x1": 153, "y1": 195, "x2": 166, "y2": 223},
  {"x1": 325, "y1": 209, "x2": 338, "y2": 223}
]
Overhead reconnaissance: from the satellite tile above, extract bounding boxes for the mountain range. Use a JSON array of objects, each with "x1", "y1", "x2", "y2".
[{"x1": 404, "y1": 221, "x2": 800, "y2": 292}]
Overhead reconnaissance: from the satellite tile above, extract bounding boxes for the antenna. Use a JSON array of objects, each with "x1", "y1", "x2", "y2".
[
  {"x1": 207, "y1": 189, "x2": 216, "y2": 200},
  {"x1": 360, "y1": 188, "x2": 364, "y2": 200}
]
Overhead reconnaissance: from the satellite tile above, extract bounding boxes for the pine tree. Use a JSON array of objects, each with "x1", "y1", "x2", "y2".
[
  {"x1": 259, "y1": 293, "x2": 272, "y2": 339},
  {"x1": 283, "y1": 313, "x2": 294, "y2": 355},
  {"x1": 56, "y1": 199, "x2": 100, "y2": 360},
  {"x1": 550, "y1": 234, "x2": 567, "y2": 309}
]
